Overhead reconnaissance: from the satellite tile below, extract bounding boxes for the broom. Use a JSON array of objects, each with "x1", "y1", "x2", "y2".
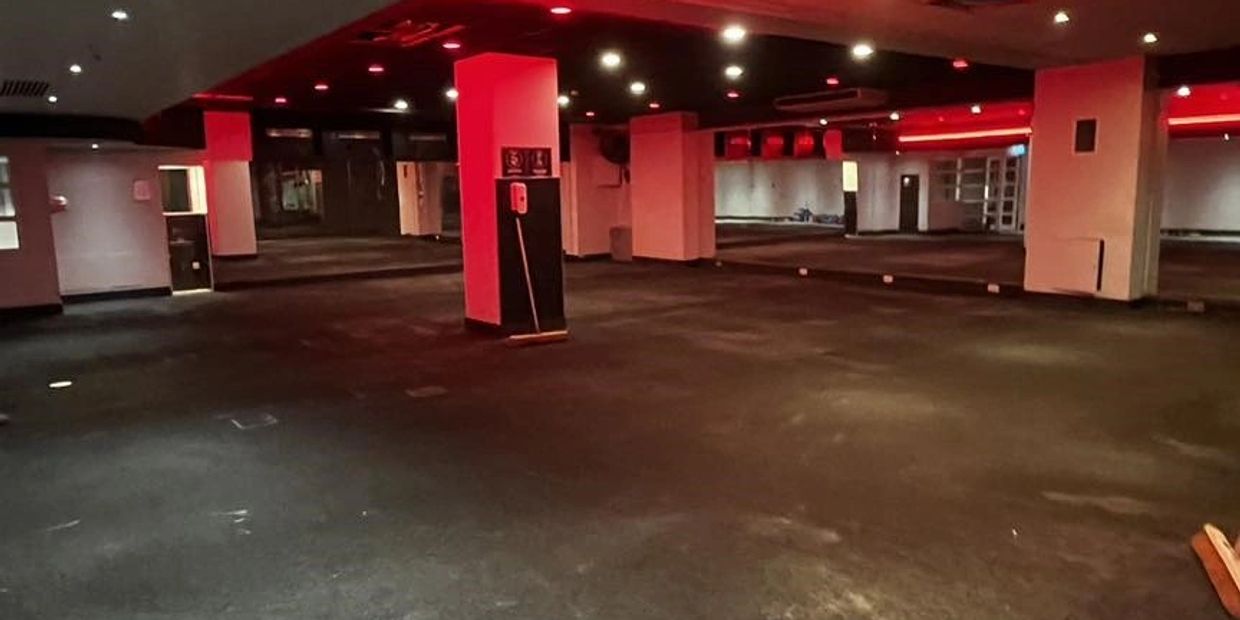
[
  {"x1": 1192, "y1": 523, "x2": 1240, "y2": 618},
  {"x1": 506, "y1": 190, "x2": 568, "y2": 347}
]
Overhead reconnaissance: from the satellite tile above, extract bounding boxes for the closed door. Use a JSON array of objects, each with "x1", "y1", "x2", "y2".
[
  {"x1": 166, "y1": 214, "x2": 212, "y2": 292},
  {"x1": 899, "y1": 174, "x2": 920, "y2": 233}
]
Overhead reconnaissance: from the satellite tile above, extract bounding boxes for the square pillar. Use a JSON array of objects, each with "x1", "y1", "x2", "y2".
[
  {"x1": 562, "y1": 124, "x2": 628, "y2": 258},
  {"x1": 455, "y1": 53, "x2": 565, "y2": 334},
  {"x1": 203, "y1": 112, "x2": 258, "y2": 258},
  {"x1": 1024, "y1": 56, "x2": 1166, "y2": 300},
  {"x1": 629, "y1": 113, "x2": 715, "y2": 261}
]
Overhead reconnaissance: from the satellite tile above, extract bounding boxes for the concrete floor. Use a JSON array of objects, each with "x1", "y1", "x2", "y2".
[
  {"x1": 718, "y1": 224, "x2": 1240, "y2": 302},
  {"x1": 2, "y1": 264, "x2": 1238, "y2": 619},
  {"x1": 215, "y1": 237, "x2": 461, "y2": 288}
]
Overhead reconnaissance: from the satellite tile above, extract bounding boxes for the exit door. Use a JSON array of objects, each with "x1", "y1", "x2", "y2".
[{"x1": 899, "y1": 174, "x2": 920, "y2": 233}]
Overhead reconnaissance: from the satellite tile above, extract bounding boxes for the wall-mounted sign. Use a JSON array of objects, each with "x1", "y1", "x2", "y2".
[{"x1": 501, "y1": 147, "x2": 553, "y2": 178}]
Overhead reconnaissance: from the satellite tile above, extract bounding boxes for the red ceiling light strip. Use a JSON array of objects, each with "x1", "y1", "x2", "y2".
[
  {"x1": 192, "y1": 93, "x2": 254, "y2": 103},
  {"x1": 1167, "y1": 113, "x2": 1240, "y2": 127},
  {"x1": 898, "y1": 127, "x2": 1032, "y2": 143}
]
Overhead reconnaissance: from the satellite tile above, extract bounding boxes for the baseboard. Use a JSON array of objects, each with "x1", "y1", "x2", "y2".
[
  {"x1": 213, "y1": 253, "x2": 259, "y2": 261},
  {"x1": 464, "y1": 317, "x2": 506, "y2": 337},
  {"x1": 564, "y1": 252, "x2": 612, "y2": 262},
  {"x1": 0, "y1": 303, "x2": 63, "y2": 322},
  {"x1": 633, "y1": 256, "x2": 709, "y2": 267},
  {"x1": 63, "y1": 287, "x2": 172, "y2": 304}
]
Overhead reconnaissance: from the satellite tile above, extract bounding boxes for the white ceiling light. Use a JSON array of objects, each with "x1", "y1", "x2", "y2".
[
  {"x1": 47, "y1": 95, "x2": 59, "y2": 104},
  {"x1": 111, "y1": 8, "x2": 130, "y2": 21},
  {"x1": 889, "y1": 111, "x2": 901, "y2": 121},
  {"x1": 445, "y1": 87, "x2": 459, "y2": 101},
  {"x1": 1176, "y1": 85, "x2": 1192, "y2": 98},
  {"x1": 851, "y1": 42, "x2": 875, "y2": 60},
  {"x1": 393, "y1": 99, "x2": 410, "y2": 111},
  {"x1": 48, "y1": 380, "x2": 73, "y2": 389},
  {"x1": 1142, "y1": 32, "x2": 1159, "y2": 45},
  {"x1": 629, "y1": 81, "x2": 647, "y2": 95},
  {"x1": 1053, "y1": 10, "x2": 1070, "y2": 25},
  {"x1": 721, "y1": 25, "x2": 747, "y2": 44},
  {"x1": 600, "y1": 51, "x2": 623, "y2": 70},
  {"x1": 69, "y1": 64, "x2": 83, "y2": 75},
  {"x1": 818, "y1": 118, "x2": 829, "y2": 126},
  {"x1": 1225, "y1": 133, "x2": 1232, "y2": 142},
  {"x1": 91, "y1": 143, "x2": 100, "y2": 150},
  {"x1": 970, "y1": 104, "x2": 983, "y2": 114},
  {"x1": 557, "y1": 94, "x2": 571, "y2": 107},
  {"x1": 724, "y1": 65, "x2": 744, "y2": 80}
]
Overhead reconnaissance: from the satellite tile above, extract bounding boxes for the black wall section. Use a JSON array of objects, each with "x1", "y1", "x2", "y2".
[{"x1": 496, "y1": 178, "x2": 565, "y2": 335}]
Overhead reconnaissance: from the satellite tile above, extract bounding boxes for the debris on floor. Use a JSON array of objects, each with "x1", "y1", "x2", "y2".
[
  {"x1": 43, "y1": 519, "x2": 81, "y2": 533},
  {"x1": 1192, "y1": 524, "x2": 1240, "y2": 618},
  {"x1": 405, "y1": 386, "x2": 448, "y2": 399}
]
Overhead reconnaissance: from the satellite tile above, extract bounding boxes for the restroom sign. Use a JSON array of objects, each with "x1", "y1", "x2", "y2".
[{"x1": 501, "y1": 147, "x2": 553, "y2": 178}]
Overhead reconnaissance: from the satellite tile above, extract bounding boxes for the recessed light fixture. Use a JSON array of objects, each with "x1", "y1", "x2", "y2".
[
  {"x1": 557, "y1": 94, "x2": 571, "y2": 107},
  {"x1": 852, "y1": 42, "x2": 875, "y2": 60},
  {"x1": 314, "y1": 82, "x2": 330, "y2": 92},
  {"x1": 825, "y1": 76, "x2": 841, "y2": 87},
  {"x1": 274, "y1": 96, "x2": 288, "y2": 105},
  {"x1": 442, "y1": 40, "x2": 462, "y2": 50},
  {"x1": 1053, "y1": 10, "x2": 1070, "y2": 25},
  {"x1": 393, "y1": 99, "x2": 410, "y2": 111},
  {"x1": 952, "y1": 58, "x2": 970, "y2": 70},
  {"x1": 48, "y1": 380, "x2": 74, "y2": 389},
  {"x1": 90, "y1": 143, "x2": 100, "y2": 150},
  {"x1": 550, "y1": 6, "x2": 573, "y2": 15},
  {"x1": 47, "y1": 95, "x2": 58, "y2": 104},
  {"x1": 648, "y1": 101, "x2": 661, "y2": 110},
  {"x1": 1225, "y1": 133, "x2": 1232, "y2": 142},
  {"x1": 721, "y1": 25, "x2": 747, "y2": 44},
  {"x1": 1176, "y1": 85, "x2": 1192, "y2": 98},
  {"x1": 629, "y1": 81, "x2": 647, "y2": 95},
  {"x1": 585, "y1": 111, "x2": 596, "y2": 118},
  {"x1": 69, "y1": 63, "x2": 83, "y2": 75},
  {"x1": 445, "y1": 87, "x2": 459, "y2": 101},
  {"x1": 111, "y1": 9, "x2": 130, "y2": 21},
  {"x1": 818, "y1": 118, "x2": 829, "y2": 126},
  {"x1": 724, "y1": 65, "x2": 744, "y2": 80},
  {"x1": 1142, "y1": 32, "x2": 1159, "y2": 45},
  {"x1": 368, "y1": 64, "x2": 385, "y2": 74},
  {"x1": 970, "y1": 104, "x2": 983, "y2": 114},
  {"x1": 889, "y1": 111, "x2": 901, "y2": 121},
  {"x1": 600, "y1": 51, "x2": 623, "y2": 70},
  {"x1": 726, "y1": 90, "x2": 741, "y2": 99}
]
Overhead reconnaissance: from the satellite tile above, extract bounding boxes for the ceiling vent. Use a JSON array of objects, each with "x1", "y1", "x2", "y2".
[
  {"x1": 355, "y1": 20, "x2": 465, "y2": 48},
  {"x1": 0, "y1": 79, "x2": 51, "y2": 98},
  {"x1": 925, "y1": 0, "x2": 1030, "y2": 11},
  {"x1": 774, "y1": 89, "x2": 889, "y2": 113}
]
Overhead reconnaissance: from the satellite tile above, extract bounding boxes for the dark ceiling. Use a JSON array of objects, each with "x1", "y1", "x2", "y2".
[{"x1": 201, "y1": 0, "x2": 1036, "y2": 128}]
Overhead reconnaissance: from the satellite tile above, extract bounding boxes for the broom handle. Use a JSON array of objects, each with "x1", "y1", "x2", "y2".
[{"x1": 515, "y1": 216, "x2": 541, "y2": 334}]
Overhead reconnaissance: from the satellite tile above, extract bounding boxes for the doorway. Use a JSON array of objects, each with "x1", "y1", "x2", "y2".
[
  {"x1": 159, "y1": 166, "x2": 213, "y2": 292},
  {"x1": 899, "y1": 174, "x2": 920, "y2": 233}
]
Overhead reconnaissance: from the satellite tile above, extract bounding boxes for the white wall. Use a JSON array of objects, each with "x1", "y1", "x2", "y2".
[
  {"x1": 47, "y1": 151, "x2": 173, "y2": 296},
  {"x1": 562, "y1": 124, "x2": 630, "y2": 257},
  {"x1": 0, "y1": 141, "x2": 61, "y2": 310},
  {"x1": 630, "y1": 113, "x2": 715, "y2": 261},
  {"x1": 1163, "y1": 138, "x2": 1240, "y2": 231},
  {"x1": 715, "y1": 159, "x2": 844, "y2": 220}
]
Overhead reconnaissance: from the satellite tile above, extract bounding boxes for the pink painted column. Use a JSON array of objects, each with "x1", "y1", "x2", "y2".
[
  {"x1": 629, "y1": 112, "x2": 715, "y2": 261},
  {"x1": 203, "y1": 112, "x2": 258, "y2": 258}
]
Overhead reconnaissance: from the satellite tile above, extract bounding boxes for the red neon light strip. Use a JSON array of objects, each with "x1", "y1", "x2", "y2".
[
  {"x1": 192, "y1": 93, "x2": 254, "y2": 103},
  {"x1": 898, "y1": 127, "x2": 1032, "y2": 143},
  {"x1": 1167, "y1": 114, "x2": 1240, "y2": 127}
]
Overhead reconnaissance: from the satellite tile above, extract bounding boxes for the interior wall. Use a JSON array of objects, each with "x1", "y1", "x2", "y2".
[
  {"x1": 47, "y1": 151, "x2": 173, "y2": 296},
  {"x1": 0, "y1": 141, "x2": 60, "y2": 310},
  {"x1": 562, "y1": 124, "x2": 629, "y2": 257},
  {"x1": 1162, "y1": 138, "x2": 1240, "y2": 232},
  {"x1": 715, "y1": 159, "x2": 845, "y2": 220}
]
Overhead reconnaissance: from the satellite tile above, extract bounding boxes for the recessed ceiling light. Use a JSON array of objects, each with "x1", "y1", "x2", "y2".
[
  {"x1": 48, "y1": 380, "x2": 73, "y2": 389},
  {"x1": 721, "y1": 25, "x2": 747, "y2": 44},
  {"x1": 445, "y1": 87, "x2": 459, "y2": 101},
  {"x1": 825, "y1": 76, "x2": 841, "y2": 87},
  {"x1": 1225, "y1": 133, "x2": 1232, "y2": 142},
  {"x1": 557, "y1": 94, "x2": 571, "y2": 107},
  {"x1": 314, "y1": 82, "x2": 330, "y2": 92},
  {"x1": 393, "y1": 99, "x2": 410, "y2": 111},
  {"x1": 629, "y1": 81, "x2": 647, "y2": 95},
  {"x1": 970, "y1": 104, "x2": 983, "y2": 114},
  {"x1": 274, "y1": 96, "x2": 288, "y2": 105},
  {"x1": 69, "y1": 64, "x2": 83, "y2": 75},
  {"x1": 442, "y1": 40, "x2": 462, "y2": 50},
  {"x1": 1053, "y1": 10, "x2": 1070, "y2": 25},
  {"x1": 818, "y1": 118, "x2": 829, "y2": 126},
  {"x1": 585, "y1": 111, "x2": 596, "y2": 118},
  {"x1": 726, "y1": 90, "x2": 741, "y2": 99},
  {"x1": 600, "y1": 51, "x2": 623, "y2": 70},
  {"x1": 550, "y1": 6, "x2": 573, "y2": 15},
  {"x1": 90, "y1": 143, "x2": 100, "y2": 150},
  {"x1": 1176, "y1": 85, "x2": 1192, "y2": 97},
  {"x1": 47, "y1": 95, "x2": 58, "y2": 104},
  {"x1": 724, "y1": 65, "x2": 744, "y2": 80},
  {"x1": 889, "y1": 111, "x2": 901, "y2": 121},
  {"x1": 1142, "y1": 32, "x2": 1159, "y2": 45},
  {"x1": 851, "y1": 43, "x2": 875, "y2": 60},
  {"x1": 648, "y1": 101, "x2": 661, "y2": 110},
  {"x1": 111, "y1": 9, "x2": 130, "y2": 21},
  {"x1": 368, "y1": 64, "x2": 385, "y2": 74},
  {"x1": 952, "y1": 58, "x2": 970, "y2": 70}
]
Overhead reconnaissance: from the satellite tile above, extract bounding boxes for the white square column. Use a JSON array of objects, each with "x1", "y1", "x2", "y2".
[{"x1": 629, "y1": 113, "x2": 715, "y2": 262}]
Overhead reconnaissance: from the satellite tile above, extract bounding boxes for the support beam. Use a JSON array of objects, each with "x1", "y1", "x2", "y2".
[{"x1": 203, "y1": 112, "x2": 258, "y2": 258}]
